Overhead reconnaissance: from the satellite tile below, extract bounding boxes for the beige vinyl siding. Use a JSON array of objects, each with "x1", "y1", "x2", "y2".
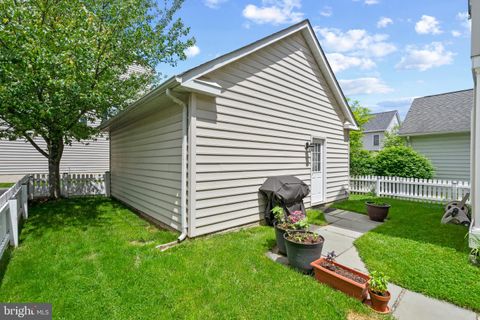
[
  {"x1": 110, "y1": 104, "x2": 183, "y2": 231},
  {"x1": 193, "y1": 33, "x2": 350, "y2": 236},
  {"x1": 409, "y1": 133, "x2": 470, "y2": 180},
  {"x1": 0, "y1": 137, "x2": 109, "y2": 175}
]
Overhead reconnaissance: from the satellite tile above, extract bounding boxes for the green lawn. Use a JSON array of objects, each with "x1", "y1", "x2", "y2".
[
  {"x1": 307, "y1": 208, "x2": 327, "y2": 226},
  {"x1": 332, "y1": 195, "x2": 480, "y2": 312},
  {"x1": 0, "y1": 182, "x2": 14, "y2": 188},
  {"x1": 0, "y1": 198, "x2": 383, "y2": 319}
]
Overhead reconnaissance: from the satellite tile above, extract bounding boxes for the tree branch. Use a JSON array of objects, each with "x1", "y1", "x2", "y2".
[{"x1": 23, "y1": 133, "x2": 49, "y2": 158}]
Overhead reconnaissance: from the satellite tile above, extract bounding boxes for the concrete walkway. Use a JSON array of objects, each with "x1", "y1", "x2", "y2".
[{"x1": 267, "y1": 209, "x2": 478, "y2": 320}]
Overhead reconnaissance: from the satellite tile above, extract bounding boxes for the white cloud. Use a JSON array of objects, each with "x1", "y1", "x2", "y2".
[
  {"x1": 451, "y1": 30, "x2": 462, "y2": 37},
  {"x1": 415, "y1": 15, "x2": 442, "y2": 35},
  {"x1": 365, "y1": 0, "x2": 379, "y2": 4},
  {"x1": 457, "y1": 11, "x2": 471, "y2": 30},
  {"x1": 185, "y1": 45, "x2": 201, "y2": 58},
  {"x1": 339, "y1": 77, "x2": 393, "y2": 95},
  {"x1": 320, "y1": 6, "x2": 332, "y2": 17},
  {"x1": 377, "y1": 17, "x2": 393, "y2": 28},
  {"x1": 242, "y1": 0, "x2": 303, "y2": 25},
  {"x1": 204, "y1": 0, "x2": 227, "y2": 8},
  {"x1": 396, "y1": 42, "x2": 454, "y2": 71},
  {"x1": 373, "y1": 97, "x2": 416, "y2": 118},
  {"x1": 315, "y1": 27, "x2": 396, "y2": 57},
  {"x1": 326, "y1": 53, "x2": 375, "y2": 73}
]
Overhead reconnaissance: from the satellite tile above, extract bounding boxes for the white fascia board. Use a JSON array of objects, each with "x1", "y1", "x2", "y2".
[
  {"x1": 179, "y1": 78, "x2": 222, "y2": 96},
  {"x1": 177, "y1": 22, "x2": 310, "y2": 84},
  {"x1": 99, "y1": 77, "x2": 178, "y2": 130}
]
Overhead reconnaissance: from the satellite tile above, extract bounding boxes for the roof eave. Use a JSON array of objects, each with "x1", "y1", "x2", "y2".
[
  {"x1": 399, "y1": 130, "x2": 471, "y2": 137},
  {"x1": 98, "y1": 77, "x2": 179, "y2": 131}
]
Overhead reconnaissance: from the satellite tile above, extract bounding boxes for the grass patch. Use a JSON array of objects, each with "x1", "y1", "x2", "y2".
[
  {"x1": 0, "y1": 182, "x2": 14, "y2": 188},
  {"x1": 332, "y1": 195, "x2": 480, "y2": 311},
  {"x1": 0, "y1": 198, "x2": 383, "y2": 319},
  {"x1": 307, "y1": 209, "x2": 327, "y2": 226}
]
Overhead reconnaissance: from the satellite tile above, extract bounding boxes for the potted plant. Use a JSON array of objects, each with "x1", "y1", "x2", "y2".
[
  {"x1": 283, "y1": 229, "x2": 324, "y2": 273},
  {"x1": 365, "y1": 200, "x2": 390, "y2": 222},
  {"x1": 368, "y1": 271, "x2": 391, "y2": 313},
  {"x1": 310, "y1": 251, "x2": 370, "y2": 301},
  {"x1": 272, "y1": 207, "x2": 307, "y2": 255}
]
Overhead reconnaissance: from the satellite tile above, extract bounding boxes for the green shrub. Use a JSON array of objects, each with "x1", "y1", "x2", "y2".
[
  {"x1": 374, "y1": 146, "x2": 434, "y2": 179},
  {"x1": 350, "y1": 149, "x2": 376, "y2": 176}
]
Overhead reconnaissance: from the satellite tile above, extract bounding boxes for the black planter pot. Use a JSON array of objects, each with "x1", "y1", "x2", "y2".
[
  {"x1": 284, "y1": 231, "x2": 324, "y2": 273},
  {"x1": 365, "y1": 202, "x2": 390, "y2": 222},
  {"x1": 274, "y1": 223, "x2": 288, "y2": 255}
]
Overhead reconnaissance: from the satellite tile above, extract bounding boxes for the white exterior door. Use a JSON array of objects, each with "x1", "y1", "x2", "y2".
[{"x1": 311, "y1": 139, "x2": 324, "y2": 204}]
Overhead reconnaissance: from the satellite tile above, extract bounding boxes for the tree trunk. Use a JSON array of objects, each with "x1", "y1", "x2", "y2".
[{"x1": 48, "y1": 138, "x2": 64, "y2": 199}]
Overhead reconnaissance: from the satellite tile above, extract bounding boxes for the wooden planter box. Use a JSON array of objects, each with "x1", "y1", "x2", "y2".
[{"x1": 310, "y1": 258, "x2": 370, "y2": 301}]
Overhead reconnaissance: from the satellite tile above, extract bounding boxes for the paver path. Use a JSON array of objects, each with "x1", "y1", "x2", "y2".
[{"x1": 267, "y1": 209, "x2": 478, "y2": 320}]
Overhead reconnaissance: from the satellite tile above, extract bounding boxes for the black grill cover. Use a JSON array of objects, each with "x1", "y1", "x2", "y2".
[{"x1": 259, "y1": 175, "x2": 310, "y2": 225}]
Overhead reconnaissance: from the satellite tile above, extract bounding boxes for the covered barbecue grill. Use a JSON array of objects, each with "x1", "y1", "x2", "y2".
[{"x1": 259, "y1": 175, "x2": 310, "y2": 225}]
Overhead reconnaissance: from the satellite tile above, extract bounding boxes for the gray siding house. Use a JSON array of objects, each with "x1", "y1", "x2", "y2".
[
  {"x1": 399, "y1": 89, "x2": 472, "y2": 180},
  {"x1": 0, "y1": 137, "x2": 109, "y2": 179},
  {"x1": 100, "y1": 20, "x2": 358, "y2": 238},
  {"x1": 362, "y1": 111, "x2": 400, "y2": 151}
]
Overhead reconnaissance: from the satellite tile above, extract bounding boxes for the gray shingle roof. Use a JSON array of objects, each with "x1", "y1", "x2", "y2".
[
  {"x1": 398, "y1": 89, "x2": 473, "y2": 136},
  {"x1": 363, "y1": 110, "x2": 399, "y2": 132}
]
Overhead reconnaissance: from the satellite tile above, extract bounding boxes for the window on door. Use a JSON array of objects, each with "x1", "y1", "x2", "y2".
[
  {"x1": 373, "y1": 135, "x2": 380, "y2": 146},
  {"x1": 312, "y1": 142, "x2": 322, "y2": 173}
]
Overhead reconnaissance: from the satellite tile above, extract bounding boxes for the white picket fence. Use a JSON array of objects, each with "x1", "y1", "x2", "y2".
[
  {"x1": 0, "y1": 172, "x2": 110, "y2": 261},
  {"x1": 0, "y1": 176, "x2": 29, "y2": 260},
  {"x1": 350, "y1": 175, "x2": 471, "y2": 203},
  {"x1": 30, "y1": 172, "x2": 110, "y2": 198}
]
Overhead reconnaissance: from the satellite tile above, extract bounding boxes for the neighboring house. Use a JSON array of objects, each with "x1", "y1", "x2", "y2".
[
  {"x1": 362, "y1": 110, "x2": 400, "y2": 151},
  {"x1": 399, "y1": 89, "x2": 473, "y2": 181},
  {"x1": 0, "y1": 137, "x2": 109, "y2": 179},
  {"x1": 100, "y1": 20, "x2": 358, "y2": 238}
]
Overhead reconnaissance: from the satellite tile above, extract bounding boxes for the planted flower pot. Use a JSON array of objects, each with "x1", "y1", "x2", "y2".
[
  {"x1": 368, "y1": 289, "x2": 391, "y2": 313},
  {"x1": 283, "y1": 231, "x2": 324, "y2": 273},
  {"x1": 365, "y1": 202, "x2": 390, "y2": 222},
  {"x1": 310, "y1": 257, "x2": 370, "y2": 301},
  {"x1": 274, "y1": 222, "x2": 289, "y2": 255}
]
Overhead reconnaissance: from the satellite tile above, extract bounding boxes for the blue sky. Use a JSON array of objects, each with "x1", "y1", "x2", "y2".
[{"x1": 157, "y1": 0, "x2": 473, "y2": 118}]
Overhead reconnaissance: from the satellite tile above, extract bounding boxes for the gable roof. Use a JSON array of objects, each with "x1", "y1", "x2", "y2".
[
  {"x1": 101, "y1": 20, "x2": 358, "y2": 130},
  {"x1": 398, "y1": 89, "x2": 473, "y2": 136},
  {"x1": 363, "y1": 110, "x2": 400, "y2": 133}
]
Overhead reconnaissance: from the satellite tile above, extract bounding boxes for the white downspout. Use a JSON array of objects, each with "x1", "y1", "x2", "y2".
[
  {"x1": 162, "y1": 88, "x2": 188, "y2": 245},
  {"x1": 470, "y1": 0, "x2": 480, "y2": 248}
]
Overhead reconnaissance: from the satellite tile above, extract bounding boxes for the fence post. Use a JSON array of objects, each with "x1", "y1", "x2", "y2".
[
  {"x1": 105, "y1": 171, "x2": 111, "y2": 197},
  {"x1": 8, "y1": 199, "x2": 19, "y2": 247},
  {"x1": 452, "y1": 181, "x2": 458, "y2": 201},
  {"x1": 375, "y1": 176, "x2": 380, "y2": 196},
  {"x1": 21, "y1": 184, "x2": 28, "y2": 219}
]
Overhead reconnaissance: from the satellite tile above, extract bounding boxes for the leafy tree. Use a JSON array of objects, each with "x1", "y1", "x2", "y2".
[
  {"x1": 0, "y1": 0, "x2": 194, "y2": 198},
  {"x1": 350, "y1": 149, "x2": 376, "y2": 176},
  {"x1": 383, "y1": 125, "x2": 406, "y2": 148},
  {"x1": 374, "y1": 146, "x2": 435, "y2": 179},
  {"x1": 348, "y1": 99, "x2": 375, "y2": 175},
  {"x1": 349, "y1": 99, "x2": 372, "y2": 152}
]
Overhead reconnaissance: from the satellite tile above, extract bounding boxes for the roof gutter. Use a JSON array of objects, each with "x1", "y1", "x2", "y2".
[{"x1": 99, "y1": 77, "x2": 178, "y2": 131}]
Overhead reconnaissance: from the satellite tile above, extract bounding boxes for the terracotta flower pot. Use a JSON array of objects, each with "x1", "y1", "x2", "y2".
[
  {"x1": 368, "y1": 289, "x2": 391, "y2": 313},
  {"x1": 283, "y1": 231, "x2": 324, "y2": 273},
  {"x1": 365, "y1": 202, "x2": 390, "y2": 222},
  {"x1": 310, "y1": 257, "x2": 370, "y2": 301}
]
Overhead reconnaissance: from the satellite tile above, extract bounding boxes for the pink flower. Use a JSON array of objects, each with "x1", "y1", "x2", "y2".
[{"x1": 288, "y1": 211, "x2": 305, "y2": 224}]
